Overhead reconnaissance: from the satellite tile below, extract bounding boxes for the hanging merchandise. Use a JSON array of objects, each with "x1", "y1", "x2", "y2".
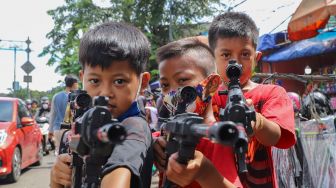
[{"x1": 299, "y1": 115, "x2": 336, "y2": 188}]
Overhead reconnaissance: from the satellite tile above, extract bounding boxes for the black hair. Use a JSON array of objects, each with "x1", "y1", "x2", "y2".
[
  {"x1": 79, "y1": 21, "x2": 150, "y2": 75},
  {"x1": 31, "y1": 99, "x2": 38, "y2": 105},
  {"x1": 156, "y1": 38, "x2": 216, "y2": 77},
  {"x1": 64, "y1": 74, "x2": 78, "y2": 88},
  {"x1": 208, "y1": 11, "x2": 259, "y2": 50}
]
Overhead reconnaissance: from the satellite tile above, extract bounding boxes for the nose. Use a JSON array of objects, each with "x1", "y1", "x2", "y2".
[
  {"x1": 99, "y1": 83, "x2": 114, "y2": 99},
  {"x1": 168, "y1": 83, "x2": 180, "y2": 94}
]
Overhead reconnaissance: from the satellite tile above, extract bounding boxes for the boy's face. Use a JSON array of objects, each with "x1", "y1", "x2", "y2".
[
  {"x1": 80, "y1": 61, "x2": 141, "y2": 118},
  {"x1": 213, "y1": 37, "x2": 260, "y2": 86},
  {"x1": 159, "y1": 55, "x2": 206, "y2": 95}
]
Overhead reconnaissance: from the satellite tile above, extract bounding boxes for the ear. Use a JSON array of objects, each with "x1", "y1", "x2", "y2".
[
  {"x1": 255, "y1": 51, "x2": 262, "y2": 62},
  {"x1": 79, "y1": 70, "x2": 84, "y2": 82},
  {"x1": 140, "y1": 72, "x2": 151, "y2": 94}
]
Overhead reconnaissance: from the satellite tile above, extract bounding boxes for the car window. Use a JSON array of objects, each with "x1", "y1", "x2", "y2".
[
  {"x1": 0, "y1": 101, "x2": 13, "y2": 122},
  {"x1": 18, "y1": 100, "x2": 31, "y2": 118}
]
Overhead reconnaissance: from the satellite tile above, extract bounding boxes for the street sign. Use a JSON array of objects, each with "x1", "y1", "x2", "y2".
[
  {"x1": 24, "y1": 75, "x2": 32, "y2": 83},
  {"x1": 21, "y1": 61, "x2": 35, "y2": 74},
  {"x1": 12, "y1": 81, "x2": 20, "y2": 91}
]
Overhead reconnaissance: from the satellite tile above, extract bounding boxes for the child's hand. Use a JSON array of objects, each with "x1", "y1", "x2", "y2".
[
  {"x1": 166, "y1": 151, "x2": 205, "y2": 187},
  {"x1": 246, "y1": 99, "x2": 264, "y2": 134},
  {"x1": 153, "y1": 136, "x2": 167, "y2": 171},
  {"x1": 50, "y1": 153, "x2": 72, "y2": 187}
]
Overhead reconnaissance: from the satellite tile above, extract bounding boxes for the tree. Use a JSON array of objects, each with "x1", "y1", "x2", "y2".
[
  {"x1": 40, "y1": 0, "x2": 226, "y2": 77},
  {"x1": 5, "y1": 86, "x2": 64, "y2": 102}
]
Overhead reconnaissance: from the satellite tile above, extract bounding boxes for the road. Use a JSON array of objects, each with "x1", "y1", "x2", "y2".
[
  {"x1": 0, "y1": 153, "x2": 56, "y2": 188},
  {"x1": 0, "y1": 153, "x2": 160, "y2": 188}
]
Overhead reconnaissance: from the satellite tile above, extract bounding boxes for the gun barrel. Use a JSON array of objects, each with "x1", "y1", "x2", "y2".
[
  {"x1": 191, "y1": 121, "x2": 239, "y2": 146},
  {"x1": 96, "y1": 123, "x2": 126, "y2": 144}
]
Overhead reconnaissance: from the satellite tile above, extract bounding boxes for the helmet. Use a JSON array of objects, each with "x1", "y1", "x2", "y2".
[
  {"x1": 40, "y1": 96, "x2": 49, "y2": 104},
  {"x1": 25, "y1": 99, "x2": 32, "y2": 105},
  {"x1": 301, "y1": 90, "x2": 332, "y2": 119},
  {"x1": 287, "y1": 92, "x2": 301, "y2": 113}
]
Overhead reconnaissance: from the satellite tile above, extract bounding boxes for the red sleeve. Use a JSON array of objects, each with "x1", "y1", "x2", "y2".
[{"x1": 257, "y1": 85, "x2": 296, "y2": 148}]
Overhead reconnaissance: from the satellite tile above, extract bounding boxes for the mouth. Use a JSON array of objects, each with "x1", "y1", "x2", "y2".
[{"x1": 107, "y1": 104, "x2": 117, "y2": 111}]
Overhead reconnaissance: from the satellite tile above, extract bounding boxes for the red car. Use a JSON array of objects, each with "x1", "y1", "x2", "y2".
[{"x1": 0, "y1": 97, "x2": 43, "y2": 182}]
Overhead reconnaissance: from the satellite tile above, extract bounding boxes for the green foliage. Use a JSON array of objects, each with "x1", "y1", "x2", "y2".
[
  {"x1": 5, "y1": 86, "x2": 64, "y2": 102},
  {"x1": 40, "y1": 0, "x2": 224, "y2": 75},
  {"x1": 149, "y1": 69, "x2": 159, "y2": 83}
]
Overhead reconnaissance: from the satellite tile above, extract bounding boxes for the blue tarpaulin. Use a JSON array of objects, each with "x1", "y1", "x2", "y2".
[
  {"x1": 257, "y1": 32, "x2": 289, "y2": 51},
  {"x1": 150, "y1": 80, "x2": 160, "y2": 90},
  {"x1": 259, "y1": 30, "x2": 336, "y2": 63}
]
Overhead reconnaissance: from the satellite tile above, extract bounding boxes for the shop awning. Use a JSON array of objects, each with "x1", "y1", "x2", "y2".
[
  {"x1": 287, "y1": 0, "x2": 336, "y2": 41},
  {"x1": 257, "y1": 32, "x2": 289, "y2": 51},
  {"x1": 260, "y1": 30, "x2": 336, "y2": 63}
]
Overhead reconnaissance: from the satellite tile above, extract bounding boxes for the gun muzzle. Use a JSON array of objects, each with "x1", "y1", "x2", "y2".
[
  {"x1": 96, "y1": 123, "x2": 126, "y2": 144},
  {"x1": 191, "y1": 121, "x2": 239, "y2": 146}
]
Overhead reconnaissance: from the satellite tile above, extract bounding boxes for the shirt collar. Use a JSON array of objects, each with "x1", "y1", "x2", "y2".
[{"x1": 117, "y1": 101, "x2": 140, "y2": 122}]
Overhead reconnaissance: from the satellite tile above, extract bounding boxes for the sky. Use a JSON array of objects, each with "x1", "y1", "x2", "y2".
[{"x1": 0, "y1": 0, "x2": 301, "y2": 94}]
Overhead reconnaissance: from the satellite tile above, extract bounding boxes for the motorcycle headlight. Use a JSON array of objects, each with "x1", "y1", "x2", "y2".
[{"x1": 0, "y1": 130, "x2": 8, "y2": 146}]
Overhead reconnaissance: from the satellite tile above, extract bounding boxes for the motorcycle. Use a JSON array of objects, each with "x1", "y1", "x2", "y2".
[{"x1": 35, "y1": 116, "x2": 53, "y2": 155}]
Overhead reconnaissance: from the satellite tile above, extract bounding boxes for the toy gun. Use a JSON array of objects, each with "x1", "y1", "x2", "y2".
[
  {"x1": 161, "y1": 86, "x2": 240, "y2": 188},
  {"x1": 59, "y1": 91, "x2": 126, "y2": 188},
  {"x1": 69, "y1": 95, "x2": 126, "y2": 188},
  {"x1": 164, "y1": 113, "x2": 239, "y2": 164},
  {"x1": 60, "y1": 90, "x2": 91, "y2": 130},
  {"x1": 59, "y1": 90, "x2": 92, "y2": 188},
  {"x1": 219, "y1": 59, "x2": 256, "y2": 176}
]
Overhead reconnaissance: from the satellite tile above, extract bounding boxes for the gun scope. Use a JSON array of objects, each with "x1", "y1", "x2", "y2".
[{"x1": 226, "y1": 60, "x2": 242, "y2": 79}]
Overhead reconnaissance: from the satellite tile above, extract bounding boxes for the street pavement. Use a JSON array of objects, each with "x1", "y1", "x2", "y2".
[
  {"x1": 0, "y1": 153, "x2": 160, "y2": 188},
  {"x1": 0, "y1": 153, "x2": 56, "y2": 188}
]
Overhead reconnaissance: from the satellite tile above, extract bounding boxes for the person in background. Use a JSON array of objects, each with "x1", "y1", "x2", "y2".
[
  {"x1": 30, "y1": 99, "x2": 39, "y2": 116},
  {"x1": 48, "y1": 74, "x2": 78, "y2": 155}
]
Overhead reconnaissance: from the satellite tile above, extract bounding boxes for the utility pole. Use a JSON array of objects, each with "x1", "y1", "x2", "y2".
[
  {"x1": 0, "y1": 39, "x2": 26, "y2": 97},
  {"x1": 25, "y1": 37, "x2": 32, "y2": 99}
]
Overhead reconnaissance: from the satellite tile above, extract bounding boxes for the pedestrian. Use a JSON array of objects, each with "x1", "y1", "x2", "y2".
[{"x1": 48, "y1": 74, "x2": 78, "y2": 155}]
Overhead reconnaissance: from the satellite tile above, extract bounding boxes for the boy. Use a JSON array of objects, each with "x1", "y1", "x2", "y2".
[
  {"x1": 166, "y1": 12, "x2": 296, "y2": 188},
  {"x1": 153, "y1": 37, "x2": 235, "y2": 188},
  {"x1": 50, "y1": 21, "x2": 153, "y2": 188}
]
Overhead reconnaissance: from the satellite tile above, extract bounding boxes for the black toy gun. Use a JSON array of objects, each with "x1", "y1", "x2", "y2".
[
  {"x1": 69, "y1": 95, "x2": 126, "y2": 188},
  {"x1": 219, "y1": 59, "x2": 256, "y2": 175},
  {"x1": 161, "y1": 86, "x2": 240, "y2": 188},
  {"x1": 59, "y1": 91, "x2": 126, "y2": 188},
  {"x1": 60, "y1": 90, "x2": 91, "y2": 130},
  {"x1": 163, "y1": 112, "x2": 240, "y2": 164}
]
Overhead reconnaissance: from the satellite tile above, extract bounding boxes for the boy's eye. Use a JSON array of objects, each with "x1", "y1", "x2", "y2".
[
  {"x1": 160, "y1": 83, "x2": 169, "y2": 89},
  {"x1": 241, "y1": 51, "x2": 251, "y2": 59},
  {"x1": 178, "y1": 78, "x2": 189, "y2": 85},
  {"x1": 222, "y1": 53, "x2": 230, "y2": 59},
  {"x1": 89, "y1": 79, "x2": 99, "y2": 84},
  {"x1": 114, "y1": 79, "x2": 125, "y2": 85},
  {"x1": 160, "y1": 83, "x2": 169, "y2": 93}
]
